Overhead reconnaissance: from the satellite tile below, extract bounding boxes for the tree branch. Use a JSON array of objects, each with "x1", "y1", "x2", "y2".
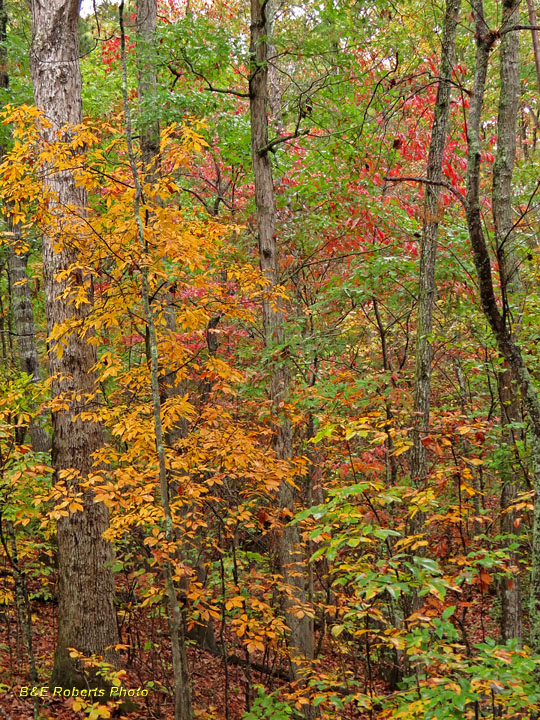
[
  {"x1": 500, "y1": 23, "x2": 540, "y2": 34},
  {"x1": 258, "y1": 127, "x2": 310, "y2": 155},
  {"x1": 168, "y1": 56, "x2": 250, "y2": 98},
  {"x1": 383, "y1": 175, "x2": 466, "y2": 209},
  {"x1": 525, "y1": 103, "x2": 540, "y2": 131}
]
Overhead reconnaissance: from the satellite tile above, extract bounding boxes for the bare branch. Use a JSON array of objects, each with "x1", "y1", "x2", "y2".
[
  {"x1": 258, "y1": 127, "x2": 310, "y2": 155},
  {"x1": 383, "y1": 175, "x2": 466, "y2": 209},
  {"x1": 500, "y1": 23, "x2": 540, "y2": 34},
  {"x1": 168, "y1": 55, "x2": 250, "y2": 98}
]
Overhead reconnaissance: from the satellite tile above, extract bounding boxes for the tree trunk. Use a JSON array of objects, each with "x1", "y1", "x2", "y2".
[
  {"x1": 136, "y1": 0, "x2": 160, "y2": 174},
  {"x1": 0, "y1": 0, "x2": 6, "y2": 91},
  {"x1": 465, "y1": 0, "x2": 540, "y2": 658},
  {"x1": 7, "y1": 243, "x2": 51, "y2": 453},
  {"x1": 405, "y1": 0, "x2": 461, "y2": 648},
  {"x1": 121, "y1": 4, "x2": 193, "y2": 717},
  {"x1": 7, "y1": 248, "x2": 39, "y2": 383},
  {"x1": 409, "y1": 0, "x2": 461, "y2": 490},
  {"x1": 0, "y1": 0, "x2": 50, "y2": 453},
  {"x1": 266, "y1": 0, "x2": 283, "y2": 134},
  {"x1": 29, "y1": 0, "x2": 118, "y2": 689},
  {"x1": 136, "y1": 0, "x2": 216, "y2": 657},
  {"x1": 491, "y1": 0, "x2": 523, "y2": 643},
  {"x1": 499, "y1": 368, "x2": 523, "y2": 641},
  {"x1": 249, "y1": 0, "x2": 314, "y2": 691},
  {"x1": 525, "y1": 0, "x2": 540, "y2": 94}
]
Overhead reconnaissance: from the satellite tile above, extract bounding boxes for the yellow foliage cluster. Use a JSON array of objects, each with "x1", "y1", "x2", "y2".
[{"x1": 0, "y1": 105, "x2": 310, "y2": 677}]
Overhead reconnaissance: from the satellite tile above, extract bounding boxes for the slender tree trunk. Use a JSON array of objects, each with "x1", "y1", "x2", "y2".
[
  {"x1": 0, "y1": 262, "x2": 8, "y2": 364},
  {"x1": 491, "y1": 0, "x2": 523, "y2": 643},
  {"x1": 136, "y1": 0, "x2": 160, "y2": 174},
  {"x1": 135, "y1": 0, "x2": 180, "y2": 433},
  {"x1": 0, "y1": 520, "x2": 38, "y2": 685},
  {"x1": 6, "y1": 248, "x2": 39, "y2": 384},
  {"x1": 525, "y1": 0, "x2": 540, "y2": 93},
  {"x1": 249, "y1": 0, "x2": 313, "y2": 692},
  {"x1": 406, "y1": 0, "x2": 461, "y2": 648},
  {"x1": 136, "y1": 0, "x2": 216, "y2": 657},
  {"x1": 7, "y1": 244, "x2": 51, "y2": 453},
  {"x1": 409, "y1": 0, "x2": 461, "y2": 490},
  {"x1": 465, "y1": 0, "x2": 540, "y2": 660},
  {"x1": 0, "y1": 0, "x2": 50, "y2": 453},
  {"x1": 29, "y1": 0, "x2": 118, "y2": 689},
  {"x1": 120, "y1": 5, "x2": 192, "y2": 718},
  {"x1": 499, "y1": 368, "x2": 523, "y2": 641},
  {"x1": 266, "y1": 0, "x2": 283, "y2": 134},
  {"x1": 0, "y1": 0, "x2": 6, "y2": 91}
]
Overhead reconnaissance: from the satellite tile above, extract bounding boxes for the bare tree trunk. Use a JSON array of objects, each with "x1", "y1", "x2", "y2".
[
  {"x1": 120, "y1": 5, "x2": 192, "y2": 718},
  {"x1": 0, "y1": 264, "x2": 9, "y2": 364},
  {"x1": 7, "y1": 244, "x2": 51, "y2": 453},
  {"x1": 0, "y1": 519, "x2": 38, "y2": 686},
  {"x1": 135, "y1": 0, "x2": 180, "y2": 432},
  {"x1": 249, "y1": 0, "x2": 313, "y2": 693},
  {"x1": 266, "y1": 0, "x2": 283, "y2": 134},
  {"x1": 525, "y1": 0, "x2": 540, "y2": 93},
  {"x1": 405, "y1": 0, "x2": 461, "y2": 647},
  {"x1": 6, "y1": 249, "x2": 39, "y2": 383},
  {"x1": 465, "y1": 0, "x2": 540, "y2": 659},
  {"x1": 409, "y1": 0, "x2": 461, "y2": 491},
  {"x1": 136, "y1": 0, "x2": 160, "y2": 174},
  {"x1": 136, "y1": 0, "x2": 216, "y2": 657},
  {"x1": 491, "y1": 0, "x2": 523, "y2": 643},
  {"x1": 29, "y1": 0, "x2": 118, "y2": 689},
  {"x1": 499, "y1": 368, "x2": 523, "y2": 641},
  {"x1": 0, "y1": 0, "x2": 49, "y2": 453},
  {"x1": 0, "y1": 0, "x2": 6, "y2": 92}
]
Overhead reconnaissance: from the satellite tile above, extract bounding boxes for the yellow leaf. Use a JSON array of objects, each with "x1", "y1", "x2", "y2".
[{"x1": 392, "y1": 444, "x2": 411, "y2": 456}]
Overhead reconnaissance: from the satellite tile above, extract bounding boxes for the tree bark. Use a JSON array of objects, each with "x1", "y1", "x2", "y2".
[
  {"x1": 409, "y1": 0, "x2": 461, "y2": 490},
  {"x1": 29, "y1": 0, "x2": 118, "y2": 689},
  {"x1": 0, "y1": 0, "x2": 50, "y2": 453},
  {"x1": 525, "y1": 0, "x2": 540, "y2": 93},
  {"x1": 498, "y1": 367, "x2": 523, "y2": 642},
  {"x1": 7, "y1": 244, "x2": 51, "y2": 453},
  {"x1": 120, "y1": 4, "x2": 193, "y2": 717},
  {"x1": 136, "y1": 0, "x2": 217, "y2": 657},
  {"x1": 465, "y1": 0, "x2": 540, "y2": 658},
  {"x1": 266, "y1": 0, "x2": 283, "y2": 134},
  {"x1": 0, "y1": 0, "x2": 6, "y2": 90},
  {"x1": 491, "y1": 0, "x2": 523, "y2": 643},
  {"x1": 249, "y1": 0, "x2": 314, "y2": 692},
  {"x1": 136, "y1": 0, "x2": 160, "y2": 174},
  {"x1": 6, "y1": 249, "x2": 40, "y2": 385}
]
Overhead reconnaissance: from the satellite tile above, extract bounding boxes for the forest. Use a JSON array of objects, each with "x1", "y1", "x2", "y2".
[{"x1": 1, "y1": 0, "x2": 540, "y2": 718}]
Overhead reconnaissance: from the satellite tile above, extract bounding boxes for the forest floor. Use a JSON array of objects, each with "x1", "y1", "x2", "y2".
[
  {"x1": 0, "y1": 584, "x2": 297, "y2": 720},
  {"x1": 0, "y1": 596, "x2": 253, "y2": 719},
  {"x1": 0, "y1": 567, "x2": 498, "y2": 720}
]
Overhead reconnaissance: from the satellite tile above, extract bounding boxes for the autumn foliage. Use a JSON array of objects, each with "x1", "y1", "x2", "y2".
[{"x1": 1, "y1": 0, "x2": 540, "y2": 719}]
